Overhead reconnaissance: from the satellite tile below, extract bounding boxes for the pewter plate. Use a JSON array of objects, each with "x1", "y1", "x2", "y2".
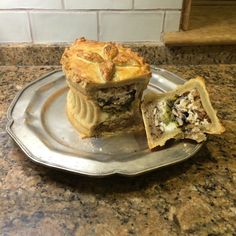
[{"x1": 6, "y1": 67, "x2": 202, "y2": 176}]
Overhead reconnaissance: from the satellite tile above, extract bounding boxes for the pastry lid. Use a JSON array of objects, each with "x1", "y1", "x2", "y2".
[{"x1": 60, "y1": 38, "x2": 151, "y2": 85}]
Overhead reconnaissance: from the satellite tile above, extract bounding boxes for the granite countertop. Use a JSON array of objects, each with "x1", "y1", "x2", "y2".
[{"x1": 0, "y1": 64, "x2": 235, "y2": 235}]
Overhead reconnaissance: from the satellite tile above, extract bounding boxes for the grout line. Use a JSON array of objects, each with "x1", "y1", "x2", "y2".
[
  {"x1": 97, "y1": 11, "x2": 100, "y2": 41},
  {"x1": 61, "y1": 0, "x2": 65, "y2": 9},
  {"x1": 0, "y1": 65, "x2": 63, "y2": 68},
  {"x1": 27, "y1": 11, "x2": 34, "y2": 43},
  {"x1": 132, "y1": 0, "x2": 134, "y2": 9},
  {"x1": 160, "y1": 11, "x2": 166, "y2": 43},
  {"x1": 161, "y1": 10, "x2": 166, "y2": 33},
  {"x1": 0, "y1": 41, "x2": 164, "y2": 46},
  {"x1": 0, "y1": 8, "x2": 182, "y2": 12}
]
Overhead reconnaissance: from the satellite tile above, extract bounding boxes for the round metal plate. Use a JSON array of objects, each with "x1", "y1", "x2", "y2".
[{"x1": 6, "y1": 67, "x2": 203, "y2": 176}]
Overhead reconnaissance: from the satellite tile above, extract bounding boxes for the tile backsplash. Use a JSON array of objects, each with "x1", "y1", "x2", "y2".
[
  {"x1": 30, "y1": 12, "x2": 98, "y2": 43},
  {"x1": 99, "y1": 11, "x2": 164, "y2": 41},
  {"x1": 0, "y1": 0, "x2": 183, "y2": 43},
  {"x1": 0, "y1": 12, "x2": 31, "y2": 43},
  {"x1": 64, "y1": 0, "x2": 133, "y2": 10}
]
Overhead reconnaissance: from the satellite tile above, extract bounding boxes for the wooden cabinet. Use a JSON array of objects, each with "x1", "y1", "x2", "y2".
[
  {"x1": 181, "y1": 0, "x2": 236, "y2": 31},
  {"x1": 193, "y1": 0, "x2": 236, "y2": 6}
]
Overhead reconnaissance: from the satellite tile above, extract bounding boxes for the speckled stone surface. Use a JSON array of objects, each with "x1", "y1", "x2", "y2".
[
  {"x1": 0, "y1": 65, "x2": 236, "y2": 235},
  {"x1": 0, "y1": 44, "x2": 236, "y2": 66}
]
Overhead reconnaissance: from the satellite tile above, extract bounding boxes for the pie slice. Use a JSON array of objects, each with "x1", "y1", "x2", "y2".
[
  {"x1": 61, "y1": 38, "x2": 151, "y2": 138},
  {"x1": 141, "y1": 77, "x2": 225, "y2": 149}
]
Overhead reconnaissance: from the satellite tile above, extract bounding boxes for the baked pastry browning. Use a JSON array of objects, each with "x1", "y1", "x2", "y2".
[
  {"x1": 61, "y1": 38, "x2": 151, "y2": 137},
  {"x1": 141, "y1": 77, "x2": 225, "y2": 149}
]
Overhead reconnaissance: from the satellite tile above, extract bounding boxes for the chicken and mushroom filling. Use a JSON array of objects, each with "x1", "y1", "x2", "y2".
[
  {"x1": 94, "y1": 85, "x2": 136, "y2": 113},
  {"x1": 153, "y1": 89, "x2": 211, "y2": 136}
]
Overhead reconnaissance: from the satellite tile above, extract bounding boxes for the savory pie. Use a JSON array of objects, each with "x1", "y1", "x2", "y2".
[
  {"x1": 61, "y1": 37, "x2": 151, "y2": 138},
  {"x1": 141, "y1": 77, "x2": 225, "y2": 149}
]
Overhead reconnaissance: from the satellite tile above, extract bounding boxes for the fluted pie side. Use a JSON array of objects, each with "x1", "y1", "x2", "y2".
[{"x1": 67, "y1": 89, "x2": 99, "y2": 137}]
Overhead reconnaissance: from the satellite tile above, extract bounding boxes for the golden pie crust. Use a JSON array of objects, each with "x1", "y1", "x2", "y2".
[{"x1": 61, "y1": 37, "x2": 151, "y2": 85}]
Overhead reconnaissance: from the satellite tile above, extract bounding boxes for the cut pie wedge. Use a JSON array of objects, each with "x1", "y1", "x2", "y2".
[{"x1": 141, "y1": 77, "x2": 225, "y2": 149}]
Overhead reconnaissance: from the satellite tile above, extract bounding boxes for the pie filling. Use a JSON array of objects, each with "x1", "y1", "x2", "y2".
[
  {"x1": 152, "y1": 89, "x2": 211, "y2": 139},
  {"x1": 94, "y1": 85, "x2": 137, "y2": 113}
]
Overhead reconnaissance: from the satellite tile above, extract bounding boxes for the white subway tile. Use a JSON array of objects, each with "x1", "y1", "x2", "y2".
[
  {"x1": 65, "y1": 0, "x2": 132, "y2": 9},
  {"x1": 164, "y1": 11, "x2": 181, "y2": 32},
  {"x1": 134, "y1": 0, "x2": 183, "y2": 9},
  {"x1": 100, "y1": 12, "x2": 164, "y2": 42},
  {"x1": 30, "y1": 12, "x2": 97, "y2": 43},
  {"x1": 0, "y1": 0, "x2": 62, "y2": 9},
  {"x1": 0, "y1": 12, "x2": 31, "y2": 43}
]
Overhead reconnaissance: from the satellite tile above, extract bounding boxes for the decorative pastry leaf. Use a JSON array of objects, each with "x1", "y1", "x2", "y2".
[
  {"x1": 99, "y1": 61, "x2": 115, "y2": 81},
  {"x1": 113, "y1": 53, "x2": 140, "y2": 67},
  {"x1": 103, "y1": 43, "x2": 119, "y2": 60},
  {"x1": 76, "y1": 50, "x2": 104, "y2": 63}
]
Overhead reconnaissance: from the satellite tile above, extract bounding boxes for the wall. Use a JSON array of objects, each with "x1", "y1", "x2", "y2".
[{"x1": 0, "y1": 0, "x2": 183, "y2": 43}]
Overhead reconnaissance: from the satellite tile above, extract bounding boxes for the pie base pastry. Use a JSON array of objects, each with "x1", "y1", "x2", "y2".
[
  {"x1": 61, "y1": 38, "x2": 151, "y2": 138},
  {"x1": 141, "y1": 77, "x2": 225, "y2": 149}
]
